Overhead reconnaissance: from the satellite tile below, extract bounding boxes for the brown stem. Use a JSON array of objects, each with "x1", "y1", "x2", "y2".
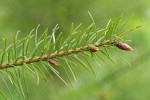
[{"x1": 0, "y1": 40, "x2": 117, "y2": 69}]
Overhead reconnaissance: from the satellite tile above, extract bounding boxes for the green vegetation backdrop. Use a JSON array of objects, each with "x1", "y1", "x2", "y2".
[{"x1": 0, "y1": 0, "x2": 150, "y2": 100}]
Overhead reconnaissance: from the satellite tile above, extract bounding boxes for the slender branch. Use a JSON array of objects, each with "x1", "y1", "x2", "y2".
[{"x1": 0, "y1": 40, "x2": 117, "y2": 69}]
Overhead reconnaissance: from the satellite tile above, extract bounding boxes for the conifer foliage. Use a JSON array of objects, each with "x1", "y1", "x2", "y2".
[{"x1": 0, "y1": 13, "x2": 139, "y2": 99}]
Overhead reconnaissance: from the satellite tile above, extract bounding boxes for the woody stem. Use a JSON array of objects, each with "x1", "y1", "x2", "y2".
[{"x1": 0, "y1": 40, "x2": 117, "y2": 69}]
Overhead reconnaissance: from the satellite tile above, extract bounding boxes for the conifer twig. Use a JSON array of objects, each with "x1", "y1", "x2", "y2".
[{"x1": 0, "y1": 40, "x2": 117, "y2": 69}]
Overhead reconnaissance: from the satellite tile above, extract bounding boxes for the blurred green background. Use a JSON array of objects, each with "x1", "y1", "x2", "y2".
[{"x1": 0, "y1": 0, "x2": 150, "y2": 100}]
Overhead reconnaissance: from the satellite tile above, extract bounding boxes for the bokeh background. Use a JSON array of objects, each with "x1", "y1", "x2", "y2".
[{"x1": 0, "y1": 0, "x2": 150, "y2": 100}]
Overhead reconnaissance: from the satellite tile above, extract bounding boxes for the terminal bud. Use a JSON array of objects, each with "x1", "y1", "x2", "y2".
[{"x1": 115, "y1": 43, "x2": 133, "y2": 51}]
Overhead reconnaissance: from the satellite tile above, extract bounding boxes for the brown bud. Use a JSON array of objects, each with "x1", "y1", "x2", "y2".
[
  {"x1": 90, "y1": 46, "x2": 99, "y2": 52},
  {"x1": 47, "y1": 59, "x2": 59, "y2": 66},
  {"x1": 115, "y1": 43, "x2": 133, "y2": 51}
]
